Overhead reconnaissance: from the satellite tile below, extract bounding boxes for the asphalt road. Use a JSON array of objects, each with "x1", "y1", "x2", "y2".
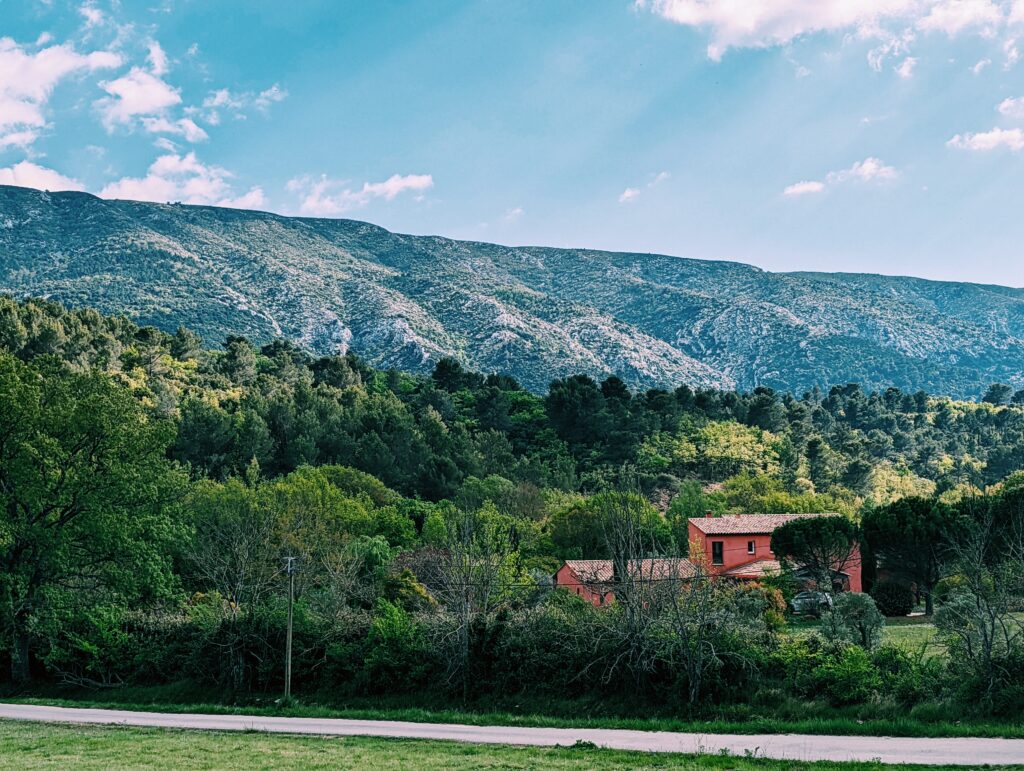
[{"x1": 1, "y1": 703, "x2": 1023, "y2": 766}]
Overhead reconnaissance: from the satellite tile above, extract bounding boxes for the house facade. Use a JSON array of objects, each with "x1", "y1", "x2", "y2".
[
  {"x1": 687, "y1": 513, "x2": 862, "y2": 592},
  {"x1": 556, "y1": 512, "x2": 863, "y2": 606},
  {"x1": 554, "y1": 558, "x2": 696, "y2": 606}
]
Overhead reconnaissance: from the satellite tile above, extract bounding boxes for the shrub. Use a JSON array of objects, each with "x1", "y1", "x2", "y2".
[
  {"x1": 871, "y1": 644, "x2": 944, "y2": 706},
  {"x1": 360, "y1": 600, "x2": 431, "y2": 693},
  {"x1": 835, "y1": 593, "x2": 885, "y2": 650},
  {"x1": 932, "y1": 575, "x2": 967, "y2": 606},
  {"x1": 871, "y1": 581, "x2": 915, "y2": 617},
  {"x1": 812, "y1": 645, "x2": 883, "y2": 706}
]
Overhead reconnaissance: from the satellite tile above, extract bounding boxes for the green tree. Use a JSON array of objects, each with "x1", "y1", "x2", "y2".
[
  {"x1": 771, "y1": 516, "x2": 861, "y2": 595},
  {"x1": 0, "y1": 354, "x2": 184, "y2": 682},
  {"x1": 862, "y1": 496, "x2": 957, "y2": 615}
]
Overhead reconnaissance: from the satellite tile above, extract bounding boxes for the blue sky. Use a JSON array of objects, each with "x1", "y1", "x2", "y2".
[{"x1": 2, "y1": 1, "x2": 1024, "y2": 286}]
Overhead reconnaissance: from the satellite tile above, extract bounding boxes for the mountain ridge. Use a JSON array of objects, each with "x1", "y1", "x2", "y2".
[{"x1": 1, "y1": 183, "x2": 1022, "y2": 396}]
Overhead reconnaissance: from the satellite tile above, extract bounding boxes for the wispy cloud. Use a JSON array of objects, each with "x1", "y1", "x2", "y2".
[
  {"x1": 783, "y1": 180, "x2": 826, "y2": 196},
  {"x1": 948, "y1": 126, "x2": 1024, "y2": 150},
  {"x1": 998, "y1": 95, "x2": 1024, "y2": 117},
  {"x1": 286, "y1": 172, "x2": 434, "y2": 216},
  {"x1": 784, "y1": 157, "x2": 898, "y2": 196},
  {"x1": 639, "y1": 0, "x2": 1023, "y2": 70},
  {"x1": 618, "y1": 170, "x2": 670, "y2": 203},
  {"x1": 196, "y1": 84, "x2": 288, "y2": 125},
  {"x1": 0, "y1": 37, "x2": 121, "y2": 149}
]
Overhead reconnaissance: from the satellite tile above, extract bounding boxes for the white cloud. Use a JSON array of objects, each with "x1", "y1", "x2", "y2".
[
  {"x1": 99, "y1": 151, "x2": 263, "y2": 207},
  {"x1": 286, "y1": 172, "x2": 434, "y2": 216},
  {"x1": 254, "y1": 84, "x2": 287, "y2": 111},
  {"x1": 218, "y1": 187, "x2": 267, "y2": 210},
  {"x1": 147, "y1": 40, "x2": 169, "y2": 76},
  {"x1": 503, "y1": 206, "x2": 524, "y2": 222},
  {"x1": 641, "y1": 0, "x2": 1014, "y2": 63},
  {"x1": 1012, "y1": 0, "x2": 1024, "y2": 21},
  {"x1": 784, "y1": 157, "x2": 898, "y2": 196},
  {"x1": 1005, "y1": 36, "x2": 1021, "y2": 66},
  {"x1": 998, "y1": 95, "x2": 1024, "y2": 117},
  {"x1": 895, "y1": 55, "x2": 918, "y2": 76},
  {"x1": 96, "y1": 67, "x2": 181, "y2": 128},
  {"x1": 827, "y1": 156, "x2": 899, "y2": 182},
  {"x1": 0, "y1": 37, "x2": 121, "y2": 148},
  {"x1": 0, "y1": 130, "x2": 40, "y2": 150},
  {"x1": 140, "y1": 116, "x2": 208, "y2": 142},
  {"x1": 947, "y1": 126, "x2": 1024, "y2": 149},
  {"x1": 639, "y1": 0, "x2": 920, "y2": 60},
  {"x1": 783, "y1": 180, "x2": 826, "y2": 196},
  {"x1": 972, "y1": 56, "x2": 993, "y2": 71},
  {"x1": 0, "y1": 160, "x2": 84, "y2": 191},
  {"x1": 199, "y1": 84, "x2": 287, "y2": 124},
  {"x1": 618, "y1": 171, "x2": 670, "y2": 204},
  {"x1": 78, "y1": 3, "x2": 104, "y2": 28},
  {"x1": 916, "y1": 0, "x2": 1003, "y2": 36}
]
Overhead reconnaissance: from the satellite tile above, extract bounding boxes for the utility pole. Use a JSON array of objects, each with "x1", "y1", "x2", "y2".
[{"x1": 283, "y1": 556, "x2": 297, "y2": 702}]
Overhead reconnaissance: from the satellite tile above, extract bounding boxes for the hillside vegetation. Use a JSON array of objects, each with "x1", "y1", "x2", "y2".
[
  {"x1": 2, "y1": 184, "x2": 1023, "y2": 396},
  {"x1": 1, "y1": 297, "x2": 1023, "y2": 724}
]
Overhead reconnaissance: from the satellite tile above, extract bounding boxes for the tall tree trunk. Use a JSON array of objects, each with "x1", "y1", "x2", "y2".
[
  {"x1": 924, "y1": 589, "x2": 934, "y2": 617},
  {"x1": 10, "y1": 625, "x2": 31, "y2": 684}
]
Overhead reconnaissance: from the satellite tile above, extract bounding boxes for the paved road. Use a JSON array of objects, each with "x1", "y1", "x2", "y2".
[{"x1": 2, "y1": 703, "x2": 1023, "y2": 766}]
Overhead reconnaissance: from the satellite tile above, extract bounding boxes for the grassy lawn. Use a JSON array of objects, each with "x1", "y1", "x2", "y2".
[
  {"x1": 785, "y1": 615, "x2": 943, "y2": 657},
  {"x1": 0, "y1": 720, "x2": 1017, "y2": 771}
]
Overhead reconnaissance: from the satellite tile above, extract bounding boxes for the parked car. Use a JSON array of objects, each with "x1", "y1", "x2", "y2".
[{"x1": 789, "y1": 591, "x2": 834, "y2": 616}]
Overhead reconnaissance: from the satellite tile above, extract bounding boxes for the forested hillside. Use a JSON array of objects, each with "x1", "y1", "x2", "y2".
[
  {"x1": 3, "y1": 184, "x2": 1023, "y2": 396},
  {"x1": 2, "y1": 296, "x2": 1022, "y2": 510},
  {"x1": 2, "y1": 296, "x2": 1023, "y2": 718}
]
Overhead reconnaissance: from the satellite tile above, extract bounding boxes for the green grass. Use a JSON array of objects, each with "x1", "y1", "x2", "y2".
[
  {"x1": 785, "y1": 615, "x2": 944, "y2": 657},
  {"x1": 4, "y1": 684, "x2": 1023, "y2": 740},
  {"x1": 0, "y1": 720, "x2": 1017, "y2": 770}
]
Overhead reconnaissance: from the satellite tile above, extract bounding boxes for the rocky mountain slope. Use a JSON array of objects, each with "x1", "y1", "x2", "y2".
[{"x1": 1, "y1": 184, "x2": 1022, "y2": 395}]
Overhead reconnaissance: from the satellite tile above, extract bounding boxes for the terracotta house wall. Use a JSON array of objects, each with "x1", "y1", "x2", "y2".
[
  {"x1": 687, "y1": 523, "x2": 774, "y2": 572},
  {"x1": 688, "y1": 520, "x2": 863, "y2": 593},
  {"x1": 553, "y1": 563, "x2": 612, "y2": 606}
]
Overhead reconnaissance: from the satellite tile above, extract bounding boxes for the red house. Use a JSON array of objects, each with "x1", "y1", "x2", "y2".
[
  {"x1": 553, "y1": 558, "x2": 696, "y2": 606},
  {"x1": 687, "y1": 513, "x2": 862, "y2": 592}
]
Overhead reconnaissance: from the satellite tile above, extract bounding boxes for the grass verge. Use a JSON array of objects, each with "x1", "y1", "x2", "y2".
[
  {"x1": 2, "y1": 683, "x2": 1023, "y2": 739},
  {"x1": 0, "y1": 720, "x2": 1018, "y2": 770}
]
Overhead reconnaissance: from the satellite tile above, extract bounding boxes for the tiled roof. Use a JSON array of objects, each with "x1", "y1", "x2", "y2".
[
  {"x1": 688, "y1": 512, "x2": 835, "y2": 535},
  {"x1": 725, "y1": 559, "x2": 782, "y2": 578},
  {"x1": 562, "y1": 558, "x2": 696, "y2": 584}
]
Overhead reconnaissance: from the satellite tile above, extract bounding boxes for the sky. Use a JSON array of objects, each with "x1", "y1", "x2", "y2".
[{"x1": 2, "y1": 1, "x2": 1024, "y2": 287}]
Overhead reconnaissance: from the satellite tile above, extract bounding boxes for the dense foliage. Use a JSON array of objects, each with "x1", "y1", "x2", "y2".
[{"x1": 1, "y1": 296, "x2": 1023, "y2": 718}]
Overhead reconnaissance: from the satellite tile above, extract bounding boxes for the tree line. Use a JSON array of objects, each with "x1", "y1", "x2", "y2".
[{"x1": 0, "y1": 296, "x2": 1022, "y2": 717}]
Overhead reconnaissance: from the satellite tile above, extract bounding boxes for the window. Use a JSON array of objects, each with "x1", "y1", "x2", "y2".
[
  {"x1": 712, "y1": 541, "x2": 724, "y2": 565},
  {"x1": 747, "y1": 540, "x2": 756, "y2": 555}
]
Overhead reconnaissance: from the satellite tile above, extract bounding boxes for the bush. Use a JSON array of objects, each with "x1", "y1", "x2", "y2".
[
  {"x1": 871, "y1": 581, "x2": 915, "y2": 617},
  {"x1": 871, "y1": 644, "x2": 944, "y2": 706},
  {"x1": 359, "y1": 600, "x2": 432, "y2": 693},
  {"x1": 813, "y1": 645, "x2": 883, "y2": 706},
  {"x1": 835, "y1": 593, "x2": 885, "y2": 650}
]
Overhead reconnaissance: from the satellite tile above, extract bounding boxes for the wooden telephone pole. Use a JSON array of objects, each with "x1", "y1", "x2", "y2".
[{"x1": 283, "y1": 556, "x2": 297, "y2": 701}]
